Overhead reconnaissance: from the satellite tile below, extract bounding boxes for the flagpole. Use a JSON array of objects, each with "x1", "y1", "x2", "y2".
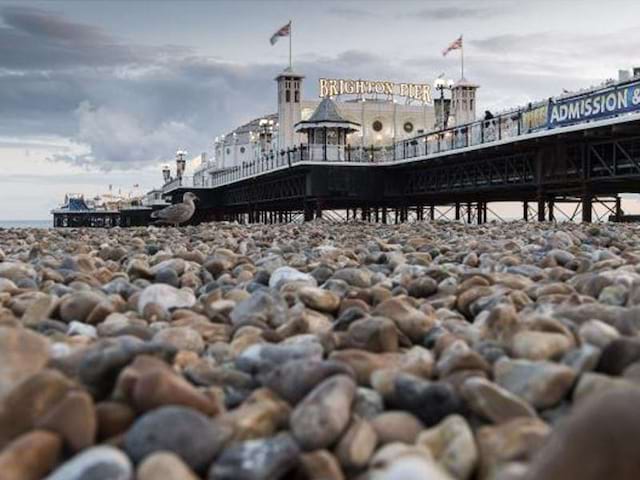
[{"x1": 289, "y1": 20, "x2": 292, "y2": 70}]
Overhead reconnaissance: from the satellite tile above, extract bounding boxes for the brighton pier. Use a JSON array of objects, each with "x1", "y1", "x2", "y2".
[{"x1": 159, "y1": 73, "x2": 640, "y2": 226}]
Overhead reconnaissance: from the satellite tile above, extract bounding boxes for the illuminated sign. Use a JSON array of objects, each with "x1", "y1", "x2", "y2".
[
  {"x1": 522, "y1": 104, "x2": 548, "y2": 132},
  {"x1": 319, "y1": 78, "x2": 433, "y2": 103},
  {"x1": 548, "y1": 79, "x2": 640, "y2": 127}
]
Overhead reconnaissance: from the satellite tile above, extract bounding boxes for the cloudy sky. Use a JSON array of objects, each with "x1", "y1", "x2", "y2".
[{"x1": 1, "y1": 0, "x2": 639, "y2": 220}]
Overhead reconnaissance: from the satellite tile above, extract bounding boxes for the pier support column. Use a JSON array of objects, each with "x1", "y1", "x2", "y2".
[
  {"x1": 548, "y1": 199, "x2": 555, "y2": 222},
  {"x1": 382, "y1": 207, "x2": 387, "y2": 224},
  {"x1": 615, "y1": 197, "x2": 622, "y2": 222},
  {"x1": 467, "y1": 203, "x2": 472, "y2": 224},
  {"x1": 523, "y1": 201, "x2": 529, "y2": 221},
  {"x1": 430, "y1": 205, "x2": 435, "y2": 221},
  {"x1": 303, "y1": 202, "x2": 314, "y2": 222},
  {"x1": 316, "y1": 201, "x2": 323, "y2": 220},
  {"x1": 582, "y1": 193, "x2": 593, "y2": 223},
  {"x1": 455, "y1": 203, "x2": 461, "y2": 221},
  {"x1": 537, "y1": 198, "x2": 546, "y2": 222}
]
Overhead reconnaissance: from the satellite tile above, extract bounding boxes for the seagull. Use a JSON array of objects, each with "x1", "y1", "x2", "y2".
[{"x1": 151, "y1": 191, "x2": 198, "y2": 227}]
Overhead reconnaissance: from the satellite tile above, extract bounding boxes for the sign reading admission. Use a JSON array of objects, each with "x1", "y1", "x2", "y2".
[
  {"x1": 548, "y1": 79, "x2": 640, "y2": 127},
  {"x1": 319, "y1": 78, "x2": 433, "y2": 103}
]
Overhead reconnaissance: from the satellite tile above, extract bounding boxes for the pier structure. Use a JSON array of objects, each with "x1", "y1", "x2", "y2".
[
  {"x1": 163, "y1": 77, "x2": 640, "y2": 225},
  {"x1": 51, "y1": 194, "x2": 163, "y2": 228}
]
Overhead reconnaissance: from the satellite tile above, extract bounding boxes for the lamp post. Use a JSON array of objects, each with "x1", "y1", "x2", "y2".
[
  {"x1": 258, "y1": 118, "x2": 275, "y2": 155},
  {"x1": 434, "y1": 78, "x2": 454, "y2": 129},
  {"x1": 175, "y1": 150, "x2": 187, "y2": 179},
  {"x1": 162, "y1": 165, "x2": 171, "y2": 184},
  {"x1": 213, "y1": 137, "x2": 221, "y2": 169}
]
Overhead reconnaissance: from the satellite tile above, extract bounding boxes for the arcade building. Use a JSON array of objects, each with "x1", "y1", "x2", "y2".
[{"x1": 191, "y1": 68, "x2": 479, "y2": 186}]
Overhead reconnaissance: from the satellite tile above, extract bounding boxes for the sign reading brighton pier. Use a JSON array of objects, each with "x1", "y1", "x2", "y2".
[
  {"x1": 319, "y1": 78, "x2": 433, "y2": 103},
  {"x1": 548, "y1": 79, "x2": 640, "y2": 127}
]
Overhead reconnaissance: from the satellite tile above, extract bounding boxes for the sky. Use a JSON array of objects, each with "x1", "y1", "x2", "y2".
[{"x1": 1, "y1": 0, "x2": 640, "y2": 219}]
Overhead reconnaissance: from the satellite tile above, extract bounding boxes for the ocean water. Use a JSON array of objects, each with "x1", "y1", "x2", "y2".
[{"x1": 0, "y1": 220, "x2": 52, "y2": 229}]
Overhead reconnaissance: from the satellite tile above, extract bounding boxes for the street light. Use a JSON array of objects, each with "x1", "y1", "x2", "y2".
[
  {"x1": 434, "y1": 78, "x2": 454, "y2": 129},
  {"x1": 162, "y1": 165, "x2": 171, "y2": 183},
  {"x1": 258, "y1": 118, "x2": 275, "y2": 155},
  {"x1": 176, "y1": 150, "x2": 187, "y2": 179}
]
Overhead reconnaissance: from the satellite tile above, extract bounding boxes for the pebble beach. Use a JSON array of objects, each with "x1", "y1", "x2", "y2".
[{"x1": 1, "y1": 220, "x2": 640, "y2": 479}]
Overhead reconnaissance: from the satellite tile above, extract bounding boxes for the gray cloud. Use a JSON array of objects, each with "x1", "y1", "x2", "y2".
[
  {"x1": 0, "y1": 5, "x2": 272, "y2": 169},
  {"x1": 2, "y1": 5, "x2": 111, "y2": 43},
  {"x1": 326, "y1": 6, "x2": 378, "y2": 19},
  {"x1": 410, "y1": 5, "x2": 505, "y2": 20},
  {"x1": 0, "y1": 5, "x2": 190, "y2": 69},
  {"x1": 0, "y1": 5, "x2": 398, "y2": 171},
  {"x1": 472, "y1": 29, "x2": 640, "y2": 66}
]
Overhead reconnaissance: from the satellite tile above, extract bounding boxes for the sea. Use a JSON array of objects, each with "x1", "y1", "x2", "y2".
[{"x1": 0, "y1": 220, "x2": 52, "y2": 229}]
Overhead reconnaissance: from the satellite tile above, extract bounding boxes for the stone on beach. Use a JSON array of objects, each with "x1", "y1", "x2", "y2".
[
  {"x1": 45, "y1": 445, "x2": 133, "y2": 480},
  {"x1": 137, "y1": 284, "x2": 196, "y2": 314},
  {"x1": 0, "y1": 327, "x2": 50, "y2": 401},
  {"x1": 290, "y1": 374, "x2": 356, "y2": 450},
  {"x1": 124, "y1": 406, "x2": 230, "y2": 471}
]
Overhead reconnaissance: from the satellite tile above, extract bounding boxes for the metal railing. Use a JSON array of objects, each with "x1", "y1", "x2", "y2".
[
  {"x1": 203, "y1": 144, "x2": 395, "y2": 188},
  {"x1": 163, "y1": 176, "x2": 194, "y2": 191},
  {"x1": 394, "y1": 112, "x2": 531, "y2": 160},
  {"x1": 395, "y1": 76, "x2": 640, "y2": 161}
]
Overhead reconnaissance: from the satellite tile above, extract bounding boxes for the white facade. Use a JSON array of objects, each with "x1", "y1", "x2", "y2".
[
  {"x1": 450, "y1": 79, "x2": 479, "y2": 126},
  {"x1": 304, "y1": 99, "x2": 434, "y2": 147},
  {"x1": 277, "y1": 70, "x2": 304, "y2": 149},
  {"x1": 212, "y1": 114, "x2": 278, "y2": 169}
]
